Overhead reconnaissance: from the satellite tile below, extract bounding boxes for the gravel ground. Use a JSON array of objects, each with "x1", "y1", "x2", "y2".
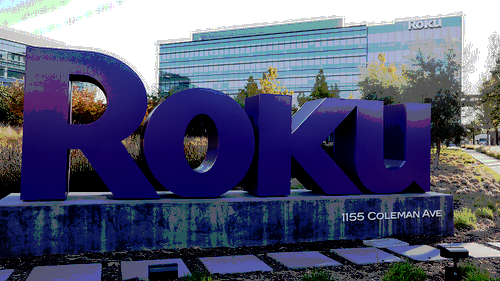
[{"x1": 2, "y1": 148, "x2": 500, "y2": 280}]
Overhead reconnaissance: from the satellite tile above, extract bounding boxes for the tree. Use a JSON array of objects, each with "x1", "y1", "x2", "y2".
[
  {"x1": 483, "y1": 32, "x2": 500, "y2": 82},
  {"x1": 461, "y1": 34, "x2": 481, "y2": 123},
  {"x1": 133, "y1": 93, "x2": 169, "y2": 135},
  {"x1": 235, "y1": 76, "x2": 261, "y2": 108},
  {"x1": 358, "y1": 53, "x2": 408, "y2": 105},
  {"x1": 237, "y1": 67, "x2": 294, "y2": 110},
  {"x1": 477, "y1": 95, "x2": 499, "y2": 145},
  {"x1": 311, "y1": 70, "x2": 341, "y2": 99},
  {"x1": 259, "y1": 67, "x2": 293, "y2": 96},
  {"x1": 310, "y1": 69, "x2": 330, "y2": 99},
  {"x1": 296, "y1": 93, "x2": 308, "y2": 108},
  {"x1": 402, "y1": 36, "x2": 466, "y2": 167},
  {"x1": 479, "y1": 84, "x2": 500, "y2": 145},
  {"x1": 399, "y1": 36, "x2": 462, "y2": 104},
  {"x1": 0, "y1": 84, "x2": 14, "y2": 125},
  {"x1": 296, "y1": 70, "x2": 340, "y2": 109},
  {"x1": 329, "y1": 83, "x2": 341, "y2": 99},
  {"x1": 0, "y1": 80, "x2": 25, "y2": 126},
  {"x1": 424, "y1": 89, "x2": 465, "y2": 151},
  {"x1": 465, "y1": 119, "x2": 483, "y2": 145},
  {"x1": 71, "y1": 87, "x2": 107, "y2": 125},
  {"x1": 478, "y1": 32, "x2": 500, "y2": 144}
]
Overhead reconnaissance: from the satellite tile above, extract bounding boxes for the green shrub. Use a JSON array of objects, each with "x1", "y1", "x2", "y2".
[
  {"x1": 302, "y1": 269, "x2": 334, "y2": 281},
  {"x1": 291, "y1": 179, "x2": 304, "y2": 189},
  {"x1": 0, "y1": 81, "x2": 24, "y2": 126},
  {"x1": 184, "y1": 137, "x2": 207, "y2": 169},
  {"x1": 382, "y1": 261, "x2": 427, "y2": 281},
  {"x1": 476, "y1": 207, "x2": 494, "y2": 219},
  {"x1": 0, "y1": 129, "x2": 211, "y2": 192},
  {"x1": 71, "y1": 89, "x2": 106, "y2": 125},
  {"x1": 0, "y1": 125, "x2": 22, "y2": 191},
  {"x1": 455, "y1": 208, "x2": 477, "y2": 230},
  {"x1": 465, "y1": 158, "x2": 477, "y2": 164},
  {"x1": 0, "y1": 99, "x2": 11, "y2": 124},
  {"x1": 460, "y1": 261, "x2": 500, "y2": 281}
]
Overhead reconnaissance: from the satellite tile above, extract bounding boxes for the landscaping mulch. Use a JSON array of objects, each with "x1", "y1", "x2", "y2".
[{"x1": 2, "y1": 225, "x2": 500, "y2": 280}]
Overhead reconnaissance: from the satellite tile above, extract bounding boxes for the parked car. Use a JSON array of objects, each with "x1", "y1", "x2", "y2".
[{"x1": 478, "y1": 139, "x2": 487, "y2": 145}]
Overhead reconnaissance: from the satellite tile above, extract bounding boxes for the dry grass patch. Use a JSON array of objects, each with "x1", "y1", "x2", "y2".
[{"x1": 430, "y1": 147, "x2": 500, "y2": 231}]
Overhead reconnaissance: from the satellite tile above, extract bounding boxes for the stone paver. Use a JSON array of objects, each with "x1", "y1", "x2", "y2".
[
  {"x1": 331, "y1": 248, "x2": 402, "y2": 265},
  {"x1": 121, "y1": 259, "x2": 190, "y2": 280},
  {"x1": 15, "y1": 242, "x2": 500, "y2": 279},
  {"x1": 25, "y1": 264, "x2": 101, "y2": 281},
  {"x1": 385, "y1": 245, "x2": 448, "y2": 261},
  {"x1": 199, "y1": 255, "x2": 273, "y2": 274},
  {"x1": 0, "y1": 269, "x2": 14, "y2": 281},
  {"x1": 267, "y1": 251, "x2": 342, "y2": 269},
  {"x1": 363, "y1": 238, "x2": 409, "y2": 248},
  {"x1": 438, "y1": 243, "x2": 500, "y2": 258}
]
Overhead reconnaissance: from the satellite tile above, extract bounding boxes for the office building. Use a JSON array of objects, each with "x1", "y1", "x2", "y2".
[
  {"x1": 0, "y1": 28, "x2": 105, "y2": 102},
  {"x1": 0, "y1": 26, "x2": 65, "y2": 86},
  {"x1": 158, "y1": 14, "x2": 463, "y2": 102},
  {"x1": 0, "y1": 37, "x2": 26, "y2": 86}
]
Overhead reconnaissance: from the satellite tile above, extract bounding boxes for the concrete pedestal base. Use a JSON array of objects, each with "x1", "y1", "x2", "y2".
[{"x1": 0, "y1": 190, "x2": 453, "y2": 258}]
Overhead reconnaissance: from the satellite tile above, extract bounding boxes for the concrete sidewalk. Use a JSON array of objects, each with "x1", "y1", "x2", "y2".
[{"x1": 462, "y1": 147, "x2": 500, "y2": 176}]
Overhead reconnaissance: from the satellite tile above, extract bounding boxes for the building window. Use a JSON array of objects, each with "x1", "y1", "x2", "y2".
[
  {"x1": 396, "y1": 31, "x2": 402, "y2": 42},
  {"x1": 381, "y1": 33, "x2": 388, "y2": 43},
  {"x1": 388, "y1": 51, "x2": 395, "y2": 62},
  {"x1": 450, "y1": 26, "x2": 458, "y2": 39},
  {"x1": 396, "y1": 50, "x2": 402, "y2": 62},
  {"x1": 403, "y1": 31, "x2": 409, "y2": 42},
  {"x1": 388, "y1": 32, "x2": 395, "y2": 42}
]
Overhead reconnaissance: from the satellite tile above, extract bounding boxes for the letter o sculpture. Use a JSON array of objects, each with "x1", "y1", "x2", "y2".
[{"x1": 141, "y1": 88, "x2": 255, "y2": 198}]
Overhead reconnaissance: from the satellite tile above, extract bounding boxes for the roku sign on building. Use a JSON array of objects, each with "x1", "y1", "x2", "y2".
[{"x1": 20, "y1": 46, "x2": 431, "y2": 201}]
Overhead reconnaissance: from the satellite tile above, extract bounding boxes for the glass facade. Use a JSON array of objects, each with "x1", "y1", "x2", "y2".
[
  {"x1": 0, "y1": 28, "x2": 65, "y2": 86},
  {"x1": 0, "y1": 38, "x2": 26, "y2": 85},
  {"x1": 366, "y1": 16, "x2": 462, "y2": 80},
  {"x1": 158, "y1": 15, "x2": 462, "y2": 102}
]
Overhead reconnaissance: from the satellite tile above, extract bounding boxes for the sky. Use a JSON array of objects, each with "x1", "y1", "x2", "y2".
[{"x1": 2, "y1": 0, "x2": 499, "y2": 98}]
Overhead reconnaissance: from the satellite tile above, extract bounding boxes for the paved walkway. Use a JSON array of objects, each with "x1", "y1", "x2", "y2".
[
  {"x1": 462, "y1": 147, "x2": 500, "y2": 176},
  {"x1": 1, "y1": 238, "x2": 499, "y2": 280}
]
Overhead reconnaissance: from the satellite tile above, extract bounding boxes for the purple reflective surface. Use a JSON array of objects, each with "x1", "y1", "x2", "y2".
[
  {"x1": 293, "y1": 98, "x2": 430, "y2": 195},
  {"x1": 21, "y1": 46, "x2": 158, "y2": 200},
  {"x1": 353, "y1": 102, "x2": 431, "y2": 193},
  {"x1": 244, "y1": 94, "x2": 292, "y2": 197},
  {"x1": 291, "y1": 99, "x2": 361, "y2": 195},
  {"x1": 19, "y1": 47, "x2": 430, "y2": 201},
  {"x1": 141, "y1": 88, "x2": 255, "y2": 198}
]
